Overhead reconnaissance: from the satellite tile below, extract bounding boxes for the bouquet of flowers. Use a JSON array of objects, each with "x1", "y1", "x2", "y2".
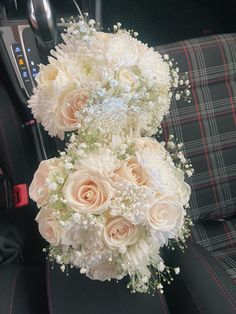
[{"x1": 29, "y1": 15, "x2": 193, "y2": 295}]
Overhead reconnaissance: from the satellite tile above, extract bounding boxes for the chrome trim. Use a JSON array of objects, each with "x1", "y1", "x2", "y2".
[
  {"x1": 27, "y1": 0, "x2": 57, "y2": 51},
  {"x1": 95, "y1": 0, "x2": 102, "y2": 28}
]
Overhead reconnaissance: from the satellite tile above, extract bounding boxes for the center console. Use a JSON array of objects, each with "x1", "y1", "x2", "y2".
[
  {"x1": 0, "y1": 0, "x2": 101, "y2": 161},
  {"x1": 0, "y1": 23, "x2": 40, "y2": 98},
  {"x1": 0, "y1": 19, "x2": 64, "y2": 161}
]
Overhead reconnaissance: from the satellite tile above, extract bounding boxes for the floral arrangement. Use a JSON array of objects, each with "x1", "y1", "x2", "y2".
[{"x1": 29, "y1": 15, "x2": 193, "y2": 295}]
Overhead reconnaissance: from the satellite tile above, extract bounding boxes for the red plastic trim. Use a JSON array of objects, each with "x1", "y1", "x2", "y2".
[{"x1": 13, "y1": 184, "x2": 29, "y2": 208}]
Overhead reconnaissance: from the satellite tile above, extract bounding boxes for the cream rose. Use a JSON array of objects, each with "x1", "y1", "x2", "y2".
[
  {"x1": 62, "y1": 168, "x2": 112, "y2": 214},
  {"x1": 29, "y1": 158, "x2": 59, "y2": 207},
  {"x1": 117, "y1": 67, "x2": 139, "y2": 90},
  {"x1": 103, "y1": 216, "x2": 140, "y2": 250},
  {"x1": 35, "y1": 207, "x2": 61, "y2": 245},
  {"x1": 148, "y1": 199, "x2": 185, "y2": 232},
  {"x1": 54, "y1": 89, "x2": 89, "y2": 132},
  {"x1": 36, "y1": 64, "x2": 58, "y2": 87},
  {"x1": 115, "y1": 157, "x2": 149, "y2": 186}
]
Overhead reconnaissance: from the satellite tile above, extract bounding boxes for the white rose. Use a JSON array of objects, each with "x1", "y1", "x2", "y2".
[
  {"x1": 117, "y1": 67, "x2": 139, "y2": 90},
  {"x1": 29, "y1": 158, "x2": 60, "y2": 207},
  {"x1": 62, "y1": 168, "x2": 113, "y2": 214},
  {"x1": 35, "y1": 207, "x2": 61, "y2": 245},
  {"x1": 175, "y1": 170, "x2": 191, "y2": 206},
  {"x1": 54, "y1": 88, "x2": 89, "y2": 132},
  {"x1": 103, "y1": 216, "x2": 140, "y2": 250},
  {"x1": 148, "y1": 198, "x2": 185, "y2": 233},
  {"x1": 178, "y1": 182, "x2": 191, "y2": 206}
]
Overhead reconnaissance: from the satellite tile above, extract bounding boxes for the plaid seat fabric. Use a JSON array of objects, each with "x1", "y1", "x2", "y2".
[
  {"x1": 156, "y1": 34, "x2": 236, "y2": 223},
  {"x1": 191, "y1": 218, "x2": 236, "y2": 283}
]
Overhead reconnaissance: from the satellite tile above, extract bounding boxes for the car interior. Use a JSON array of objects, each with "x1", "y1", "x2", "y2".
[{"x1": 0, "y1": 1, "x2": 235, "y2": 313}]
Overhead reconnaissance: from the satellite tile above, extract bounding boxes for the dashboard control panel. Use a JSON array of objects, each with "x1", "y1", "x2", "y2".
[
  {"x1": 0, "y1": 24, "x2": 40, "y2": 98},
  {"x1": 11, "y1": 42, "x2": 33, "y2": 96},
  {"x1": 0, "y1": 23, "x2": 64, "y2": 99}
]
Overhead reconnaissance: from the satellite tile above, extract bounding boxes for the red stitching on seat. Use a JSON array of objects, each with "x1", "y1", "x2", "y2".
[
  {"x1": 215, "y1": 35, "x2": 236, "y2": 125},
  {"x1": 158, "y1": 292, "x2": 168, "y2": 314},
  {"x1": 180, "y1": 275, "x2": 203, "y2": 314},
  {"x1": 8, "y1": 268, "x2": 21, "y2": 314},
  {"x1": 46, "y1": 262, "x2": 54, "y2": 314},
  {"x1": 157, "y1": 35, "x2": 236, "y2": 54},
  {"x1": 181, "y1": 42, "x2": 219, "y2": 206},
  {"x1": 190, "y1": 244, "x2": 236, "y2": 310}
]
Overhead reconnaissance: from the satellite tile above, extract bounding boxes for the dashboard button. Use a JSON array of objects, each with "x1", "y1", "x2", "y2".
[{"x1": 18, "y1": 58, "x2": 24, "y2": 66}]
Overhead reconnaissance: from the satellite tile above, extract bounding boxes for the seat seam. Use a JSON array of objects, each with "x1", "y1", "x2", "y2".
[
  {"x1": 158, "y1": 292, "x2": 169, "y2": 314},
  {"x1": 46, "y1": 262, "x2": 54, "y2": 314},
  {"x1": 190, "y1": 244, "x2": 236, "y2": 310},
  {"x1": 8, "y1": 268, "x2": 21, "y2": 314},
  {"x1": 180, "y1": 274, "x2": 203, "y2": 314}
]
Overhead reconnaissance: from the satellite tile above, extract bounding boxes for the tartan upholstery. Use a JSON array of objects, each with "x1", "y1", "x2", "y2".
[
  {"x1": 191, "y1": 218, "x2": 236, "y2": 283},
  {"x1": 156, "y1": 34, "x2": 236, "y2": 223},
  {"x1": 156, "y1": 34, "x2": 236, "y2": 288}
]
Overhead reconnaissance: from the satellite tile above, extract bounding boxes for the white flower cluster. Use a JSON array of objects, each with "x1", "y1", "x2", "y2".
[
  {"x1": 29, "y1": 17, "x2": 193, "y2": 294},
  {"x1": 28, "y1": 18, "x2": 185, "y2": 141},
  {"x1": 30, "y1": 136, "x2": 192, "y2": 294}
]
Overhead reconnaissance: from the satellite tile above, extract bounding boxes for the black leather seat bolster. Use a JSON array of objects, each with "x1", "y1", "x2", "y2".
[
  {"x1": 46, "y1": 261, "x2": 170, "y2": 314},
  {"x1": 0, "y1": 264, "x2": 48, "y2": 314},
  {"x1": 164, "y1": 242, "x2": 236, "y2": 314}
]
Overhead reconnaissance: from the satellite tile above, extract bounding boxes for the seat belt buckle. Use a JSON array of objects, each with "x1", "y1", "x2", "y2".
[
  {"x1": 13, "y1": 184, "x2": 29, "y2": 208},
  {"x1": 0, "y1": 174, "x2": 29, "y2": 209}
]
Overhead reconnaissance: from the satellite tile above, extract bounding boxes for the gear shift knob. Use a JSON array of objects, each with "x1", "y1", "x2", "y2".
[{"x1": 27, "y1": 0, "x2": 57, "y2": 52}]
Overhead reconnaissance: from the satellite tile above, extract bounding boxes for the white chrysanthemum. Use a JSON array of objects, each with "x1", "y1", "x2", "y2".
[
  {"x1": 136, "y1": 145, "x2": 191, "y2": 206},
  {"x1": 28, "y1": 88, "x2": 66, "y2": 138},
  {"x1": 30, "y1": 18, "x2": 192, "y2": 295},
  {"x1": 138, "y1": 48, "x2": 171, "y2": 90},
  {"x1": 89, "y1": 32, "x2": 112, "y2": 59},
  {"x1": 124, "y1": 237, "x2": 162, "y2": 292},
  {"x1": 105, "y1": 31, "x2": 141, "y2": 68},
  {"x1": 126, "y1": 238, "x2": 158, "y2": 272},
  {"x1": 28, "y1": 24, "x2": 176, "y2": 139},
  {"x1": 78, "y1": 147, "x2": 121, "y2": 176},
  {"x1": 50, "y1": 49, "x2": 104, "y2": 89}
]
